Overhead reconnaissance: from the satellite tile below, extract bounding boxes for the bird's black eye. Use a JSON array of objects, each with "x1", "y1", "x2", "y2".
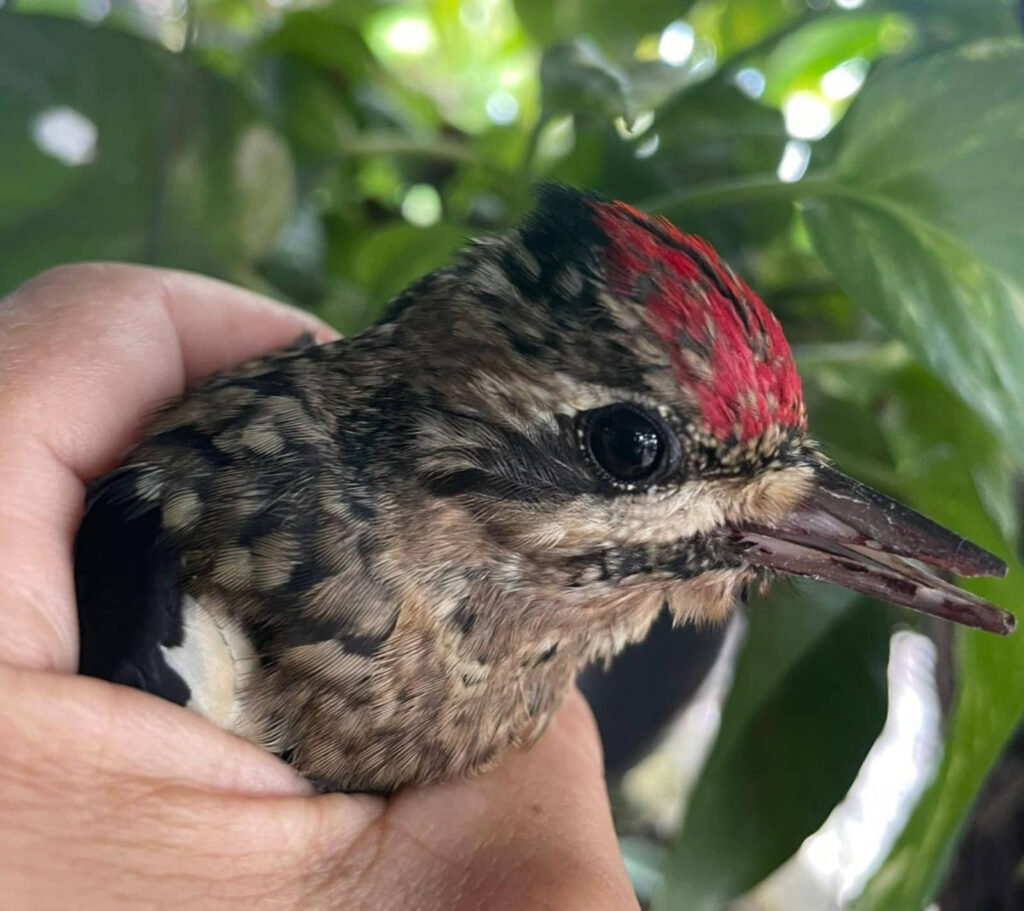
[{"x1": 580, "y1": 404, "x2": 676, "y2": 490}]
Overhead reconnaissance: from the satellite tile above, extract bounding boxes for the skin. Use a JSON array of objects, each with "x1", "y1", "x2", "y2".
[{"x1": 0, "y1": 263, "x2": 638, "y2": 911}]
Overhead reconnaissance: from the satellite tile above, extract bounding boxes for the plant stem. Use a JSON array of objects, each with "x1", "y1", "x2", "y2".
[
  {"x1": 339, "y1": 134, "x2": 479, "y2": 165},
  {"x1": 640, "y1": 173, "x2": 834, "y2": 216},
  {"x1": 517, "y1": 112, "x2": 549, "y2": 185},
  {"x1": 144, "y1": 0, "x2": 198, "y2": 265},
  {"x1": 792, "y1": 339, "x2": 909, "y2": 366}
]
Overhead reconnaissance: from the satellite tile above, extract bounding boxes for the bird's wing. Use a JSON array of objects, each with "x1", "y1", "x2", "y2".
[{"x1": 75, "y1": 466, "x2": 192, "y2": 704}]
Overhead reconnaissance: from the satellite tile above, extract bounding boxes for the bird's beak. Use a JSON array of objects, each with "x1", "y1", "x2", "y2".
[{"x1": 725, "y1": 463, "x2": 1016, "y2": 635}]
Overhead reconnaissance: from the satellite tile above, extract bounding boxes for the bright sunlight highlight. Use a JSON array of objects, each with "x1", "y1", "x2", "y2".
[
  {"x1": 31, "y1": 106, "x2": 97, "y2": 166},
  {"x1": 821, "y1": 58, "x2": 869, "y2": 102},
  {"x1": 384, "y1": 15, "x2": 435, "y2": 56},
  {"x1": 658, "y1": 21, "x2": 695, "y2": 67},
  {"x1": 401, "y1": 183, "x2": 442, "y2": 227},
  {"x1": 783, "y1": 91, "x2": 833, "y2": 140},
  {"x1": 777, "y1": 140, "x2": 811, "y2": 183}
]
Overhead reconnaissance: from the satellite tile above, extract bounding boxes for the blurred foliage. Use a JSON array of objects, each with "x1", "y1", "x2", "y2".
[
  {"x1": 657, "y1": 585, "x2": 891, "y2": 911},
  {"x1": 2, "y1": 0, "x2": 1023, "y2": 907}
]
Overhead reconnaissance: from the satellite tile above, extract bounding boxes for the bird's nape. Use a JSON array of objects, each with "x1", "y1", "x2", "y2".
[{"x1": 723, "y1": 461, "x2": 1014, "y2": 635}]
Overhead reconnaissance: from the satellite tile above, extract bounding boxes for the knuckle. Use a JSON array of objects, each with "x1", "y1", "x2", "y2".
[
  {"x1": 3, "y1": 262, "x2": 154, "y2": 313},
  {"x1": 7, "y1": 262, "x2": 105, "y2": 300}
]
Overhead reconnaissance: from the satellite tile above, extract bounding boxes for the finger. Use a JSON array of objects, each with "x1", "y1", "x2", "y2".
[
  {"x1": 1, "y1": 670, "x2": 631, "y2": 909},
  {"x1": 0, "y1": 263, "x2": 337, "y2": 671},
  {"x1": 0, "y1": 663, "x2": 386, "y2": 910},
  {"x1": 0, "y1": 663, "x2": 312, "y2": 796},
  {"x1": 302, "y1": 691, "x2": 639, "y2": 910},
  {"x1": 0, "y1": 263, "x2": 337, "y2": 478}
]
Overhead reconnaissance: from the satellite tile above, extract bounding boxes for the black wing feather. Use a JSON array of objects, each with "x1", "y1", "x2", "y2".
[{"x1": 74, "y1": 468, "x2": 191, "y2": 705}]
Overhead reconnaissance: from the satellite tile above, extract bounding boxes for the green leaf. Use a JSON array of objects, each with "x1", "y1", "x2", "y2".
[
  {"x1": 802, "y1": 39, "x2": 1024, "y2": 463},
  {"x1": 513, "y1": 0, "x2": 693, "y2": 49},
  {"x1": 0, "y1": 13, "x2": 294, "y2": 291},
  {"x1": 688, "y1": 0, "x2": 1015, "y2": 62},
  {"x1": 620, "y1": 835, "x2": 668, "y2": 904},
  {"x1": 759, "y1": 12, "x2": 908, "y2": 105},
  {"x1": 795, "y1": 350, "x2": 1024, "y2": 911},
  {"x1": 848, "y1": 367, "x2": 1024, "y2": 911},
  {"x1": 687, "y1": 0, "x2": 796, "y2": 61},
  {"x1": 260, "y1": 3, "x2": 375, "y2": 77},
  {"x1": 655, "y1": 77, "x2": 789, "y2": 177},
  {"x1": 654, "y1": 585, "x2": 891, "y2": 911},
  {"x1": 333, "y1": 220, "x2": 467, "y2": 306},
  {"x1": 555, "y1": 77, "x2": 793, "y2": 259},
  {"x1": 797, "y1": 46, "x2": 1024, "y2": 901},
  {"x1": 539, "y1": 38, "x2": 635, "y2": 126},
  {"x1": 554, "y1": 74, "x2": 787, "y2": 189},
  {"x1": 650, "y1": 78, "x2": 791, "y2": 250},
  {"x1": 873, "y1": 0, "x2": 1019, "y2": 47}
]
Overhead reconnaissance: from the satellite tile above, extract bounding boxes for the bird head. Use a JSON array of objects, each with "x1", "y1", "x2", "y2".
[{"x1": 384, "y1": 185, "x2": 1013, "y2": 644}]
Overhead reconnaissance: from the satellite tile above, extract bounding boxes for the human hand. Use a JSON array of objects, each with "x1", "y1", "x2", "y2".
[{"x1": 0, "y1": 264, "x2": 637, "y2": 910}]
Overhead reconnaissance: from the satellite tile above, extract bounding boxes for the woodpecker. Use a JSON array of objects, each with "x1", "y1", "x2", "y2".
[{"x1": 75, "y1": 186, "x2": 1014, "y2": 793}]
